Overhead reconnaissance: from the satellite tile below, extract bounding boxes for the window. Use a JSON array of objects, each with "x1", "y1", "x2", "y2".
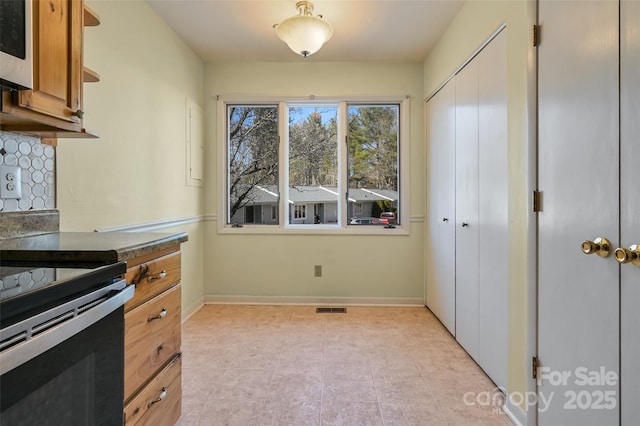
[
  {"x1": 347, "y1": 105, "x2": 399, "y2": 225},
  {"x1": 226, "y1": 105, "x2": 278, "y2": 225},
  {"x1": 293, "y1": 204, "x2": 306, "y2": 220},
  {"x1": 222, "y1": 98, "x2": 407, "y2": 232},
  {"x1": 288, "y1": 105, "x2": 338, "y2": 225}
]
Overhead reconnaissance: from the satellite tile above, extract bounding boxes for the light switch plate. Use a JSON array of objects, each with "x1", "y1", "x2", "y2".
[{"x1": 0, "y1": 165, "x2": 22, "y2": 199}]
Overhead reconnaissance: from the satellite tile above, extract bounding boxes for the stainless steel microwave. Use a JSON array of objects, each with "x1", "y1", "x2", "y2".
[{"x1": 0, "y1": 0, "x2": 33, "y2": 90}]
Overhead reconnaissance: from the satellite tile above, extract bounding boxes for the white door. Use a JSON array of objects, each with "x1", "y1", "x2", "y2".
[
  {"x1": 620, "y1": 1, "x2": 640, "y2": 423},
  {"x1": 538, "y1": 1, "x2": 620, "y2": 424},
  {"x1": 426, "y1": 80, "x2": 456, "y2": 334},
  {"x1": 477, "y1": 29, "x2": 508, "y2": 390},
  {"x1": 455, "y1": 57, "x2": 480, "y2": 359}
]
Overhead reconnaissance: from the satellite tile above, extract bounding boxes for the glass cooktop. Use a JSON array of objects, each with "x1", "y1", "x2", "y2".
[{"x1": 0, "y1": 261, "x2": 127, "y2": 325}]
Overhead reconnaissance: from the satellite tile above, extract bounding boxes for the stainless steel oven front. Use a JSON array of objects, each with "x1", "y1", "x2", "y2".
[{"x1": 0, "y1": 262, "x2": 133, "y2": 425}]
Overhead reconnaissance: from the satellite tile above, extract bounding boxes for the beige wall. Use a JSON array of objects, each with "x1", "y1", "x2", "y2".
[
  {"x1": 204, "y1": 62, "x2": 426, "y2": 301},
  {"x1": 56, "y1": 0, "x2": 206, "y2": 314},
  {"x1": 423, "y1": 0, "x2": 535, "y2": 414}
]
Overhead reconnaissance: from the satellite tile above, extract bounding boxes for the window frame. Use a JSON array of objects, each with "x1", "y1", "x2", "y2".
[{"x1": 217, "y1": 95, "x2": 410, "y2": 235}]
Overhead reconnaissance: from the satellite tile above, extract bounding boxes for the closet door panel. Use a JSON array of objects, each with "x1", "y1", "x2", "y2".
[
  {"x1": 621, "y1": 1, "x2": 640, "y2": 423},
  {"x1": 426, "y1": 80, "x2": 457, "y2": 334},
  {"x1": 477, "y1": 29, "x2": 508, "y2": 390},
  {"x1": 538, "y1": 1, "x2": 620, "y2": 424},
  {"x1": 454, "y1": 59, "x2": 480, "y2": 359}
]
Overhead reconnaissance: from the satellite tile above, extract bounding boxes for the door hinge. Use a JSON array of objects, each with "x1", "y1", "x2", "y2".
[
  {"x1": 532, "y1": 356, "x2": 539, "y2": 379},
  {"x1": 533, "y1": 190, "x2": 542, "y2": 212},
  {"x1": 533, "y1": 25, "x2": 539, "y2": 47}
]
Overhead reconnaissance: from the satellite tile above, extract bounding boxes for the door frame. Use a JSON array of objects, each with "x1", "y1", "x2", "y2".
[{"x1": 528, "y1": 1, "x2": 539, "y2": 425}]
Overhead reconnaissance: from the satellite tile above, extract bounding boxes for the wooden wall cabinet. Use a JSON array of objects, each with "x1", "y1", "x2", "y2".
[
  {"x1": 0, "y1": 0, "x2": 99, "y2": 138},
  {"x1": 123, "y1": 246, "x2": 182, "y2": 426}
]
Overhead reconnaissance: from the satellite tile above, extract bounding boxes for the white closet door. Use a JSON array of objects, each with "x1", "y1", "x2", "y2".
[
  {"x1": 455, "y1": 58, "x2": 480, "y2": 359},
  {"x1": 426, "y1": 80, "x2": 456, "y2": 334},
  {"x1": 538, "y1": 1, "x2": 620, "y2": 424},
  {"x1": 477, "y1": 29, "x2": 508, "y2": 390},
  {"x1": 621, "y1": 1, "x2": 640, "y2": 423}
]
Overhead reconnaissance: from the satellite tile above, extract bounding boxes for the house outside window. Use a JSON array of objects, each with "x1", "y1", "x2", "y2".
[{"x1": 220, "y1": 98, "x2": 408, "y2": 233}]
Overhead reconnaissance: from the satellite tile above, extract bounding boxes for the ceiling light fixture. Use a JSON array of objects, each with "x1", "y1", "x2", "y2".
[{"x1": 273, "y1": 1, "x2": 333, "y2": 58}]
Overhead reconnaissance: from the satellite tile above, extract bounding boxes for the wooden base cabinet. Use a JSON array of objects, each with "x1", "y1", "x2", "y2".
[
  {"x1": 123, "y1": 247, "x2": 182, "y2": 426},
  {"x1": 124, "y1": 355, "x2": 182, "y2": 426}
]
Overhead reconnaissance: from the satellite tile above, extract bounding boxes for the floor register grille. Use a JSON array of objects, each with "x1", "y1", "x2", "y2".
[{"x1": 315, "y1": 307, "x2": 347, "y2": 313}]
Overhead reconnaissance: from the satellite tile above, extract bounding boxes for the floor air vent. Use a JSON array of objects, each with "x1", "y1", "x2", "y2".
[{"x1": 316, "y1": 307, "x2": 347, "y2": 313}]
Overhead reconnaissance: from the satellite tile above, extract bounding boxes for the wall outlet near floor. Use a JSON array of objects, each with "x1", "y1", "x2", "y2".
[
  {"x1": 314, "y1": 265, "x2": 322, "y2": 277},
  {"x1": 0, "y1": 165, "x2": 22, "y2": 199}
]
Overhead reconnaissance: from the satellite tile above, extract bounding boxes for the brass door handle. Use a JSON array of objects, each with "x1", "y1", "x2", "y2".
[
  {"x1": 615, "y1": 245, "x2": 640, "y2": 266},
  {"x1": 581, "y1": 237, "x2": 612, "y2": 257}
]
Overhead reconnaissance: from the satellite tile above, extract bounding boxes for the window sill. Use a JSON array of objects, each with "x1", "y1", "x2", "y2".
[{"x1": 216, "y1": 224, "x2": 410, "y2": 236}]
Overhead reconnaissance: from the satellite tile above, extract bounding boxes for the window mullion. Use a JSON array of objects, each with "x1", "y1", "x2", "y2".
[
  {"x1": 280, "y1": 101, "x2": 289, "y2": 228},
  {"x1": 337, "y1": 101, "x2": 348, "y2": 228}
]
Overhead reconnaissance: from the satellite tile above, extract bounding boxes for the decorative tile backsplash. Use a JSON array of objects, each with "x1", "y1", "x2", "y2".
[{"x1": 0, "y1": 131, "x2": 55, "y2": 212}]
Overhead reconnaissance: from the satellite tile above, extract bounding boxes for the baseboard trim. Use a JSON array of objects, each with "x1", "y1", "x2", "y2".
[
  {"x1": 203, "y1": 295, "x2": 424, "y2": 307},
  {"x1": 503, "y1": 393, "x2": 527, "y2": 426},
  {"x1": 181, "y1": 296, "x2": 205, "y2": 323}
]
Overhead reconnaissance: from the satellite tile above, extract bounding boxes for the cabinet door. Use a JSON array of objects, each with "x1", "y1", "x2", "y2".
[
  {"x1": 455, "y1": 58, "x2": 480, "y2": 359},
  {"x1": 426, "y1": 79, "x2": 456, "y2": 334},
  {"x1": 538, "y1": 1, "x2": 620, "y2": 424},
  {"x1": 15, "y1": 0, "x2": 82, "y2": 128},
  {"x1": 620, "y1": 1, "x2": 640, "y2": 423},
  {"x1": 477, "y1": 29, "x2": 508, "y2": 389}
]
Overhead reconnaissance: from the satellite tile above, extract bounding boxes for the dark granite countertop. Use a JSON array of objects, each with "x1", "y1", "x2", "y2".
[{"x1": 0, "y1": 231, "x2": 188, "y2": 264}]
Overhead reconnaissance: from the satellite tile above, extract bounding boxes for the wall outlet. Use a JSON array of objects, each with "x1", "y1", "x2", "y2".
[
  {"x1": 0, "y1": 165, "x2": 22, "y2": 199},
  {"x1": 314, "y1": 265, "x2": 322, "y2": 277}
]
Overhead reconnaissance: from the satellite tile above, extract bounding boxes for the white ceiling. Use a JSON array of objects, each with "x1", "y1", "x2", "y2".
[{"x1": 145, "y1": 0, "x2": 465, "y2": 63}]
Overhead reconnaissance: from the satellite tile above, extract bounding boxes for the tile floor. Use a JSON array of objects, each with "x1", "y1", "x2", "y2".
[{"x1": 177, "y1": 305, "x2": 512, "y2": 426}]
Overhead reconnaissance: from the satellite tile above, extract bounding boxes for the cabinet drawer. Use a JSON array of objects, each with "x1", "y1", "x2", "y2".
[
  {"x1": 125, "y1": 285, "x2": 181, "y2": 399},
  {"x1": 124, "y1": 354, "x2": 182, "y2": 426},
  {"x1": 125, "y1": 251, "x2": 181, "y2": 311}
]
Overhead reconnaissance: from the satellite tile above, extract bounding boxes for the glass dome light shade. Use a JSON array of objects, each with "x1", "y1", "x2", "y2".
[{"x1": 275, "y1": 15, "x2": 333, "y2": 57}]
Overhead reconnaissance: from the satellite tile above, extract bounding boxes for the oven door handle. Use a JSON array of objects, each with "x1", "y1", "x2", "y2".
[{"x1": 0, "y1": 281, "x2": 134, "y2": 375}]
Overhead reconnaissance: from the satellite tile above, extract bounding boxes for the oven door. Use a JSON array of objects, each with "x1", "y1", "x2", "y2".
[{"x1": 0, "y1": 281, "x2": 134, "y2": 425}]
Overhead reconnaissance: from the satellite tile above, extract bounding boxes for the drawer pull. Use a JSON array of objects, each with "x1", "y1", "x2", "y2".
[
  {"x1": 148, "y1": 308, "x2": 167, "y2": 322},
  {"x1": 147, "y1": 270, "x2": 167, "y2": 282},
  {"x1": 148, "y1": 387, "x2": 167, "y2": 407}
]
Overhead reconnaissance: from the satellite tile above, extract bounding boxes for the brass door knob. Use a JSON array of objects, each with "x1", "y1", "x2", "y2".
[
  {"x1": 615, "y1": 245, "x2": 640, "y2": 266},
  {"x1": 581, "y1": 237, "x2": 612, "y2": 257}
]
